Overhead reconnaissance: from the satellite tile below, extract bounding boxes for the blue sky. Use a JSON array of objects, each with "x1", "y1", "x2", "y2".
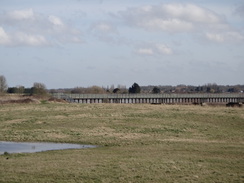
[{"x1": 1, "y1": 0, "x2": 244, "y2": 89}]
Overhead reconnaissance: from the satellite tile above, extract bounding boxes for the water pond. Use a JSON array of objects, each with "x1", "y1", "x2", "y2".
[{"x1": 0, "y1": 141, "x2": 96, "y2": 154}]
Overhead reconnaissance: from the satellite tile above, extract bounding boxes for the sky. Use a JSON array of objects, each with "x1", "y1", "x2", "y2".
[{"x1": 0, "y1": 0, "x2": 244, "y2": 89}]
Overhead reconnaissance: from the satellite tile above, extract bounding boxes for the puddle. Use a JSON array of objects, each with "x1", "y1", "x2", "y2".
[{"x1": 0, "y1": 141, "x2": 96, "y2": 154}]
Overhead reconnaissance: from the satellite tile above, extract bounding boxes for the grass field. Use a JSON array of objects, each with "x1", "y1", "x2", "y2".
[{"x1": 0, "y1": 102, "x2": 243, "y2": 183}]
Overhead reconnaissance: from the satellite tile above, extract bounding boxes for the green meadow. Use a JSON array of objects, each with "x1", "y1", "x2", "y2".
[{"x1": 0, "y1": 102, "x2": 243, "y2": 183}]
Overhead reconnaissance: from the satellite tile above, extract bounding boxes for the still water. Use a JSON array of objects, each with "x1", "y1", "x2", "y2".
[{"x1": 0, "y1": 141, "x2": 96, "y2": 154}]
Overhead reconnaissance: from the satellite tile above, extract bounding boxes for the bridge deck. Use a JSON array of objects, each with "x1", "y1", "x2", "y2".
[{"x1": 52, "y1": 93, "x2": 244, "y2": 104}]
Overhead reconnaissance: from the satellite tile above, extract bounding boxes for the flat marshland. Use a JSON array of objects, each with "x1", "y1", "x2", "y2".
[{"x1": 0, "y1": 102, "x2": 243, "y2": 182}]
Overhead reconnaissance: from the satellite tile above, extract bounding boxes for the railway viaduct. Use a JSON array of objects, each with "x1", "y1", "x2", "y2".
[{"x1": 53, "y1": 93, "x2": 244, "y2": 105}]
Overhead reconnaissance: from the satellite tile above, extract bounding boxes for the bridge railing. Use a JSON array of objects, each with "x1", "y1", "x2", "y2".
[{"x1": 52, "y1": 93, "x2": 244, "y2": 99}]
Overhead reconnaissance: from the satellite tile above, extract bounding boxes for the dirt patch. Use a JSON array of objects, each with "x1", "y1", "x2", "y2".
[
  {"x1": 0, "y1": 95, "x2": 67, "y2": 104},
  {"x1": 48, "y1": 97, "x2": 67, "y2": 103},
  {"x1": 0, "y1": 98, "x2": 40, "y2": 104},
  {"x1": 4, "y1": 119, "x2": 26, "y2": 124}
]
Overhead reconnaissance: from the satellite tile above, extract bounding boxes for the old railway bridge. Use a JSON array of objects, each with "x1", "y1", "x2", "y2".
[{"x1": 53, "y1": 93, "x2": 244, "y2": 105}]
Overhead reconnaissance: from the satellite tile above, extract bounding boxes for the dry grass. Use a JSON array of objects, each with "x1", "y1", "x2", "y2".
[
  {"x1": 0, "y1": 103, "x2": 243, "y2": 182},
  {"x1": 0, "y1": 94, "x2": 66, "y2": 104}
]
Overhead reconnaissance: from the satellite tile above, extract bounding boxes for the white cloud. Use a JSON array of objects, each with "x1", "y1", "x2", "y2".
[
  {"x1": 120, "y1": 3, "x2": 223, "y2": 33},
  {"x1": 0, "y1": 26, "x2": 48, "y2": 46},
  {"x1": 206, "y1": 31, "x2": 244, "y2": 43},
  {"x1": 14, "y1": 32, "x2": 48, "y2": 46},
  {"x1": 137, "y1": 48, "x2": 154, "y2": 55},
  {"x1": 136, "y1": 43, "x2": 173, "y2": 56},
  {"x1": 96, "y1": 23, "x2": 113, "y2": 32},
  {"x1": 90, "y1": 21, "x2": 117, "y2": 34},
  {"x1": 48, "y1": 15, "x2": 64, "y2": 26},
  {"x1": 206, "y1": 32, "x2": 224, "y2": 42},
  {"x1": 0, "y1": 27, "x2": 10, "y2": 45},
  {"x1": 7, "y1": 9, "x2": 35, "y2": 20},
  {"x1": 162, "y1": 4, "x2": 220, "y2": 24},
  {"x1": 0, "y1": 9, "x2": 82, "y2": 46},
  {"x1": 119, "y1": 3, "x2": 244, "y2": 44},
  {"x1": 142, "y1": 18, "x2": 194, "y2": 32},
  {"x1": 88, "y1": 21, "x2": 122, "y2": 44},
  {"x1": 155, "y1": 44, "x2": 173, "y2": 55}
]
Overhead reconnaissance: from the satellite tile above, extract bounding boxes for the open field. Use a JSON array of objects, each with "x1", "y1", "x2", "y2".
[{"x1": 0, "y1": 102, "x2": 243, "y2": 183}]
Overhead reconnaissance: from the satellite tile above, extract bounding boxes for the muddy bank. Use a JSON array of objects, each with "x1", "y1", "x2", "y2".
[{"x1": 0, "y1": 95, "x2": 67, "y2": 104}]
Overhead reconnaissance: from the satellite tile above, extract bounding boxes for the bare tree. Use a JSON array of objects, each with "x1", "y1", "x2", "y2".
[
  {"x1": 0, "y1": 75, "x2": 8, "y2": 93},
  {"x1": 86, "y1": 86, "x2": 106, "y2": 94},
  {"x1": 71, "y1": 87, "x2": 86, "y2": 94},
  {"x1": 31, "y1": 82, "x2": 47, "y2": 95}
]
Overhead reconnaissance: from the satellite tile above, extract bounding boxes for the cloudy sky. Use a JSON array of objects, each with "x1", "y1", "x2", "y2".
[{"x1": 1, "y1": 0, "x2": 244, "y2": 89}]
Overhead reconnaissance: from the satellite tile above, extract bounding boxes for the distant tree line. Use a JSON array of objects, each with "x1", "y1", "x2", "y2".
[
  {"x1": 7, "y1": 83, "x2": 48, "y2": 96},
  {"x1": 140, "y1": 83, "x2": 244, "y2": 94},
  {"x1": 51, "y1": 83, "x2": 244, "y2": 94},
  {"x1": 1, "y1": 74, "x2": 243, "y2": 95},
  {"x1": 0, "y1": 75, "x2": 48, "y2": 96}
]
